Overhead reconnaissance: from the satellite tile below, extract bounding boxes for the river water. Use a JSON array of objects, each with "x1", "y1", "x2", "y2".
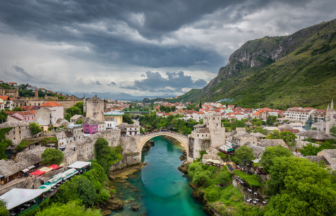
[{"x1": 110, "y1": 136, "x2": 208, "y2": 216}]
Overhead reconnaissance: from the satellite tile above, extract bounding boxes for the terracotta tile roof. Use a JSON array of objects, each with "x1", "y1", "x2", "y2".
[
  {"x1": 280, "y1": 128, "x2": 300, "y2": 134},
  {"x1": 253, "y1": 112, "x2": 260, "y2": 115},
  {"x1": 6, "y1": 111, "x2": 35, "y2": 116},
  {"x1": 41, "y1": 101, "x2": 63, "y2": 107}
]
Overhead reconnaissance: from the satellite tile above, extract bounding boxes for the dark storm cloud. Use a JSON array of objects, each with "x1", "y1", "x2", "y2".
[
  {"x1": 0, "y1": 0, "x2": 318, "y2": 70},
  {"x1": 107, "y1": 81, "x2": 116, "y2": 86},
  {"x1": 12, "y1": 66, "x2": 33, "y2": 78},
  {"x1": 92, "y1": 81, "x2": 101, "y2": 85},
  {"x1": 121, "y1": 71, "x2": 207, "y2": 92}
]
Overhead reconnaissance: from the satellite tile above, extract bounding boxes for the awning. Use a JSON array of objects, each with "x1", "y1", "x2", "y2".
[
  {"x1": 68, "y1": 161, "x2": 91, "y2": 169},
  {"x1": 0, "y1": 188, "x2": 44, "y2": 210},
  {"x1": 22, "y1": 169, "x2": 29, "y2": 173},
  {"x1": 30, "y1": 170, "x2": 46, "y2": 176},
  {"x1": 27, "y1": 165, "x2": 35, "y2": 170},
  {"x1": 49, "y1": 164, "x2": 60, "y2": 170},
  {"x1": 228, "y1": 148, "x2": 234, "y2": 151}
]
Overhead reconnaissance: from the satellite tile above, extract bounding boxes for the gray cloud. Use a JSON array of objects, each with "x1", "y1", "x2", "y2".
[
  {"x1": 93, "y1": 81, "x2": 101, "y2": 85},
  {"x1": 107, "y1": 81, "x2": 117, "y2": 86},
  {"x1": 121, "y1": 71, "x2": 207, "y2": 92},
  {"x1": 12, "y1": 66, "x2": 33, "y2": 78},
  {"x1": 0, "y1": 0, "x2": 335, "y2": 96}
]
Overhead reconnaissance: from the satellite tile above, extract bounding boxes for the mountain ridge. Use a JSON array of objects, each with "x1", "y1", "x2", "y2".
[{"x1": 176, "y1": 19, "x2": 336, "y2": 109}]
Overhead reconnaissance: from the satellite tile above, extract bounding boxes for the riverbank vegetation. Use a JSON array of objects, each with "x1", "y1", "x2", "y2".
[
  {"x1": 139, "y1": 112, "x2": 200, "y2": 134},
  {"x1": 187, "y1": 141, "x2": 336, "y2": 215}
]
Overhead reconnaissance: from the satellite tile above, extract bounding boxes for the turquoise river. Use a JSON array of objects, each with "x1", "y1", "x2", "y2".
[{"x1": 110, "y1": 136, "x2": 208, "y2": 216}]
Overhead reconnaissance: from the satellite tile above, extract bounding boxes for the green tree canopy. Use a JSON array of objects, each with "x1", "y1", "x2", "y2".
[
  {"x1": 264, "y1": 157, "x2": 336, "y2": 215},
  {"x1": 234, "y1": 146, "x2": 255, "y2": 165},
  {"x1": 41, "y1": 148, "x2": 64, "y2": 165},
  {"x1": 29, "y1": 122, "x2": 42, "y2": 135},
  {"x1": 36, "y1": 201, "x2": 102, "y2": 216},
  {"x1": 55, "y1": 175, "x2": 97, "y2": 207},
  {"x1": 260, "y1": 145, "x2": 292, "y2": 173},
  {"x1": 65, "y1": 113, "x2": 71, "y2": 122},
  {"x1": 122, "y1": 113, "x2": 134, "y2": 124},
  {"x1": 12, "y1": 107, "x2": 23, "y2": 111}
]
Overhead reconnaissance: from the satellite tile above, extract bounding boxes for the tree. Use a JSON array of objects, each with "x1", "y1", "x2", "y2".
[
  {"x1": 122, "y1": 113, "x2": 134, "y2": 124},
  {"x1": 41, "y1": 148, "x2": 64, "y2": 165},
  {"x1": 36, "y1": 201, "x2": 101, "y2": 216},
  {"x1": 0, "y1": 199, "x2": 9, "y2": 216},
  {"x1": 331, "y1": 126, "x2": 336, "y2": 137},
  {"x1": 311, "y1": 127, "x2": 317, "y2": 130},
  {"x1": 12, "y1": 107, "x2": 22, "y2": 111},
  {"x1": 66, "y1": 106, "x2": 81, "y2": 116},
  {"x1": 279, "y1": 131, "x2": 297, "y2": 147},
  {"x1": 234, "y1": 146, "x2": 255, "y2": 165},
  {"x1": 171, "y1": 106, "x2": 176, "y2": 112},
  {"x1": 65, "y1": 113, "x2": 71, "y2": 122},
  {"x1": 0, "y1": 110, "x2": 7, "y2": 123},
  {"x1": 264, "y1": 157, "x2": 336, "y2": 216},
  {"x1": 260, "y1": 145, "x2": 292, "y2": 173},
  {"x1": 29, "y1": 122, "x2": 42, "y2": 135},
  {"x1": 159, "y1": 105, "x2": 165, "y2": 112}
]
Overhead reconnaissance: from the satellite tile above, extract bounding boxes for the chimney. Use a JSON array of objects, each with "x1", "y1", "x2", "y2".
[{"x1": 35, "y1": 89, "x2": 38, "y2": 99}]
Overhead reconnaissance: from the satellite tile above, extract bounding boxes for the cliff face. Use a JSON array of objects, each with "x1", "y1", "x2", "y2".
[{"x1": 179, "y1": 19, "x2": 336, "y2": 109}]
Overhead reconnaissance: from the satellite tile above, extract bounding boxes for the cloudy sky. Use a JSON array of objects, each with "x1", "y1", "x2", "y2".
[{"x1": 0, "y1": 0, "x2": 335, "y2": 97}]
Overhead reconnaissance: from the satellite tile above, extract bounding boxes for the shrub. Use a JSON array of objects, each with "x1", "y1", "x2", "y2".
[
  {"x1": 193, "y1": 171, "x2": 210, "y2": 187},
  {"x1": 41, "y1": 148, "x2": 64, "y2": 165},
  {"x1": 29, "y1": 123, "x2": 42, "y2": 135},
  {"x1": 97, "y1": 189, "x2": 111, "y2": 202},
  {"x1": 205, "y1": 188, "x2": 221, "y2": 202},
  {"x1": 110, "y1": 189, "x2": 116, "y2": 194}
]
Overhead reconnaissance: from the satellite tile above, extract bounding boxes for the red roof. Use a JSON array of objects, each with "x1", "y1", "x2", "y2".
[
  {"x1": 41, "y1": 101, "x2": 63, "y2": 107},
  {"x1": 280, "y1": 129, "x2": 300, "y2": 134},
  {"x1": 0, "y1": 96, "x2": 13, "y2": 100},
  {"x1": 8, "y1": 82, "x2": 16, "y2": 84}
]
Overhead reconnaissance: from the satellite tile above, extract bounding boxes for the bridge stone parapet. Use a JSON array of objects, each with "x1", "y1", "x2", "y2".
[{"x1": 139, "y1": 131, "x2": 189, "y2": 158}]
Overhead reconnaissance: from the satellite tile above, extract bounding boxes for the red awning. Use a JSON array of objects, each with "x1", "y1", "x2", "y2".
[
  {"x1": 30, "y1": 170, "x2": 46, "y2": 176},
  {"x1": 49, "y1": 164, "x2": 60, "y2": 170}
]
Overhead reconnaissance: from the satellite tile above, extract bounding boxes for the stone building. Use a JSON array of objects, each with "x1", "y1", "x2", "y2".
[
  {"x1": 297, "y1": 130, "x2": 336, "y2": 143},
  {"x1": 0, "y1": 121, "x2": 33, "y2": 148},
  {"x1": 317, "y1": 149, "x2": 336, "y2": 170},
  {"x1": 70, "y1": 115, "x2": 84, "y2": 123},
  {"x1": 116, "y1": 123, "x2": 140, "y2": 136},
  {"x1": 56, "y1": 125, "x2": 84, "y2": 151},
  {"x1": 232, "y1": 132, "x2": 258, "y2": 146},
  {"x1": 35, "y1": 107, "x2": 53, "y2": 131},
  {"x1": 40, "y1": 101, "x2": 64, "y2": 125},
  {"x1": 0, "y1": 146, "x2": 46, "y2": 185},
  {"x1": 0, "y1": 86, "x2": 19, "y2": 97},
  {"x1": 326, "y1": 99, "x2": 334, "y2": 135},
  {"x1": 189, "y1": 112, "x2": 226, "y2": 160},
  {"x1": 86, "y1": 96, "x2": 104, "y2": 122}
]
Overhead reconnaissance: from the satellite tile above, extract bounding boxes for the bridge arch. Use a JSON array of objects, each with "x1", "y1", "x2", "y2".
[{"x1": 138, "y1": 132, "x2": 189, "y2": 158}]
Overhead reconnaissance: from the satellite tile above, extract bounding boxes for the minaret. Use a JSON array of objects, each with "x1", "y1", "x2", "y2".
[
  {"x1": 83, "y1": 93, "x2": 86, "y2": 114},
  {"x1": 326, "y1": 103, "x2": 331, "y2": 135},
  {"x1": 331, "y1": 99, "x2": 334, "y2": 125}
]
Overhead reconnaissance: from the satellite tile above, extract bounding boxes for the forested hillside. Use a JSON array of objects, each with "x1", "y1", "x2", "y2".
[{"x1": 179, "y1": 19, "x2": 336, "y2": 109}]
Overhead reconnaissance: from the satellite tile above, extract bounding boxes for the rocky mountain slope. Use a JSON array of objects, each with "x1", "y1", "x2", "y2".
[{"x1": 178, "y1": 19, "x2": 336, "y2": 109}]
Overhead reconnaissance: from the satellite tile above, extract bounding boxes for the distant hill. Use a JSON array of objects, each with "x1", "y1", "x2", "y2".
[
  {"x1": 177, "y1": 19, "x2": 336, "y2": 109},
  {"x1": 61, "y1": 92, "x2": 175, "y2": 101}
]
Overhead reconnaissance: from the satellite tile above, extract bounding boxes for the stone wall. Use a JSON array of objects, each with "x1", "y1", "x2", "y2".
[
  {"x1": 5, "y1": 124, "x2": 32, "y2": 148},
  {"x1": 120, "y1": 136, "x2": 140, "y2": 153}
]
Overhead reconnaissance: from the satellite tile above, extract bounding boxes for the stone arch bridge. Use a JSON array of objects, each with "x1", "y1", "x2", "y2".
[{"x1": 138, "y1": 131, "x2": 189, "y2": 157}]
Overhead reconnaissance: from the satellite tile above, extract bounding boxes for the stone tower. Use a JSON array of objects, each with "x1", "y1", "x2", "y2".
[
  {"x1": 35, "y1": 89, "x2": 38, "y2": 99},
  {"x1": 83, "y1": 93, "x2": 87, "y2": 114},
  {"x1": 326, "y1": 99, "x2": 334, "y2": 135},
  {"x1": 86, "y1": 95, "x2": 104, "y2": 122},
  {"x1": 204, "y1": 112, "x2": 225, "y2": 148}
]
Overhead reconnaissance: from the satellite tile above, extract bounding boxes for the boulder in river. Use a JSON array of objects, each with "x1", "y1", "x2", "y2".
[
  {"x1": 179, "y1": 154, "x2": 187, "y2": 161},
  {"x1": 101, "y1": 210, "x2": 111, "y2": 216},
  {"x1": 177, "y1": 162, "x2": 190, "y2": 174},
  {"x1": 106, "y1": 198, "x2": 124, "y2": 210},
  {"x1": 132, "y1": 206, "x2": 140, "y2": 211}
]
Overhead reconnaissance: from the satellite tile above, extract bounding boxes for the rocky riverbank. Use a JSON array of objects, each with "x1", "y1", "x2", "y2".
[
  {"x1": 178, "y1": 162, "x2": 236, "y2": 216},
  {"x1": 104, "y1": 162, "x2": 148, "y2": 215},
  {"x1": 142, "y1": 140, "x2": 154, "y2": 151}
]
